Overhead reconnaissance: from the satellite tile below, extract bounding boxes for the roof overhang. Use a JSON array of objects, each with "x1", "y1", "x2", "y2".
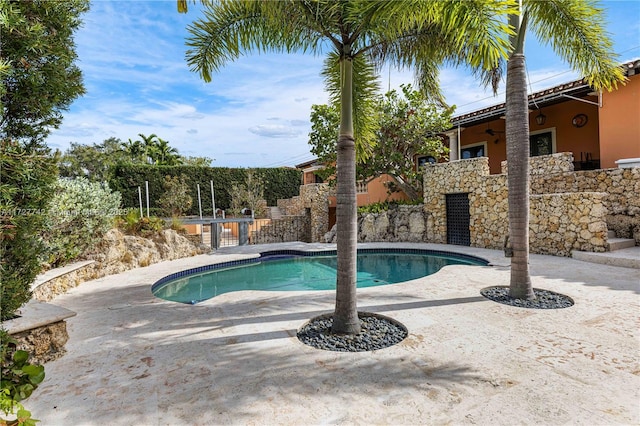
[{"x1": 450, "y1": 59, "x2": 640, "y2": 128}]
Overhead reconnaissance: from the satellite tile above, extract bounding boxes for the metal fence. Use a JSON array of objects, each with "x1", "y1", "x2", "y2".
[{"x1": 183, "y1": 216, "x2": 310, "y2": 249}]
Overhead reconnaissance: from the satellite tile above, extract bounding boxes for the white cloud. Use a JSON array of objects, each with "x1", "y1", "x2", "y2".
[
  {"x1": 248, "y1": 124, "x2": 302, "y2": 138},
  {"x1": 46, "y1": 0, "x2": 639, "y2": 168}
]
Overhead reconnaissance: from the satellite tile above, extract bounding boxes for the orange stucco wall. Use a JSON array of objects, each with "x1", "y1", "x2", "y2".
[
  {"x1": 599, "y1": 73, "x2": 640, "y2": 168},
  {"x1": 303, "y1": 171, "x2": 317, "y2": 184},
  {"x1": 458, "y1": 98, "x2": 600, "y2": 174},
  {"x1": 327, "y1": 174, "x2": 409, "y2": 208}
]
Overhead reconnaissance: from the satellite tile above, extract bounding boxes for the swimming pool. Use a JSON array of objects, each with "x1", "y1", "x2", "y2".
[{"x1": 152, "y1": 249, "x2": 488, "y2": 304}]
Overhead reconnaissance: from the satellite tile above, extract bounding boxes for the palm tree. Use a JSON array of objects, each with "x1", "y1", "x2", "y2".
[
  {"x1": 504, "y1": 0, "x2": 625, "y2": 299},
  {"x1": 155, "y1": 137, "x2": 182, "y2": 165},
  {"x1": 123, "y1": 138, "x2": 145, "y2": 163},
  {"x1": 185, "y1": 0, "x2": 513, "y2": 334},
  {"x1": 136, "y1": 133, "x2": 160, "y2": 164}
]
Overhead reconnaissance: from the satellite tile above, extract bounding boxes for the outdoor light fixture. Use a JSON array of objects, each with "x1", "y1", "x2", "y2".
[{"x1": 535, "y1": 109, "x2": 546, "y2": 125}]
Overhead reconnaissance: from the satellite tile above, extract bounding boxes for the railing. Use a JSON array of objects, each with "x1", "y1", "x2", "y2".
[
  {"x1": 183, "y1": 218, "x2": 256, "y2": 249},
  {"x1": 183, "y1": 216, "x2": 310, "y2": 249}
]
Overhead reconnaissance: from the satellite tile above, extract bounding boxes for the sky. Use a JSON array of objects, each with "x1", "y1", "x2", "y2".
[{"x1": 46, "y1": 0, "x2": 640, "y2": 168}]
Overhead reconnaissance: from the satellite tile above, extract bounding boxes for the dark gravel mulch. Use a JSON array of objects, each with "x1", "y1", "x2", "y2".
[
  {"x1": 481, "y1": 286, "x2": 574, "y2": 309},
  {"x1": 297, "y1": 312, "x2": 408, "y2": 352}
]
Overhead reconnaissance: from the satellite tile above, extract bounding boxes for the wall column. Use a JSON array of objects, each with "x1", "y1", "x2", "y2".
[{"x1": 445, "y1": 128, "x2": 461, "y2": 161}]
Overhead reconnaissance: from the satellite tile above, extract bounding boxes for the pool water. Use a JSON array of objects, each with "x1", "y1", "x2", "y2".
[{"x1": 153, "y1": 250, "x2": 487, "y2": 304}]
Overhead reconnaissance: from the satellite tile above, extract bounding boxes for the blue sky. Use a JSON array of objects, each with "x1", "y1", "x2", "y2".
[{"x1": 47, "y1": 0, "x2": 640, "y2": 168}]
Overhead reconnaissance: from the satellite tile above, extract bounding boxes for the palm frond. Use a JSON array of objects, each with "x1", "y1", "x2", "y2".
[
  {"x1": 525, "y1": 0, "x2": 625, "y2": 91},
  {"x1": 321, "y1": 51, "x2": 380, "y2": 160},
  {"x1": 186, "y1": 1, "x2": 326, "y2": 82}
]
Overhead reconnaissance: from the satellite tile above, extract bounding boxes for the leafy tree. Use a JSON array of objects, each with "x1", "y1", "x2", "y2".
[
  {"x1": 185, "y1": 0, "x2": 512, "y2": 334},
  {"x1": 310, "y1": 84, "x2": 454, "y2": 200},
  {"x1": 158, "y1": 175, "x2": 193, "y2": 217},
  {"x1": 229, "y1": 170, "x2": 267, "y2": 218},
  {"x1": 59, "y1": 137, "x2": 129, "y2": 182},
  {"x1": 60, "y1": 136, "x2": 198, "y2": 181},
  {"x1": 0, "y1": 0, "x2": 89, "y2": 147},
  {"x1": 181, "y1": 156, "x2": 214, "y2": 167},
  {"x1": 503, "y1": 0, "x2": 625, "y2": 299},
  {"x1": 0, "y1": 141, "x2": 58, "y2": 320}
]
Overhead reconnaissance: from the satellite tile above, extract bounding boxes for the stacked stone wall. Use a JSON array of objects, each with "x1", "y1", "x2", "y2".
[
  {"x1": 501, "y1": 151, "x2": 575, "y2": 175},
  {"x1": 423, "y1": 155, "x2": 618, "y2": 256},
  {"x1": 10, "y1": 322, "x2": 69, "y2": 364},
  {"x1": 423, "y1": 157, "x2": 490, "y2": 245},
  {"x1": 531, "y1": 166, "x2": 640, "y2": 243},
  {"x1": 275, "y1": 183, "x2": 330, "y2": 243},
  {"x1": 251, "y1": 216, "x2": 310, "y2": 244},
  {"x1": 324, "y1": 205, "x2": 427, "y2": 243},
  {"x1": 530, "y1": 192, "x2": 608, "y2": 255},
  {"x1": 277, "y1": 196, "x2": 304, "y2": 216}
]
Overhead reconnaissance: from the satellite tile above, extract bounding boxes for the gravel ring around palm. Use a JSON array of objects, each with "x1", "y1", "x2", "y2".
[
  {"x1": 297, "y1": 312, "x2": 408, "y2": 352},
  {"x1": 481, "y1": 286, "x2": 574, "y2": 309}
]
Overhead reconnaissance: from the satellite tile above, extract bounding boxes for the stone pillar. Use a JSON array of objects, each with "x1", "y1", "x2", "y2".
[
  {"x1": 445, "y1": 129, "x2": 460, "y2": 161},
  {"x1": 300, "y1": 184, "x2": 330, "y2": 243}
]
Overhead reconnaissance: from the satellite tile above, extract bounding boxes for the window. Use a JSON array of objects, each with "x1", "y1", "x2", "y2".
[
  {"x1": 416, "y1": 155, "x2": 436, "y2": 168},
  {"x1": 460, "y1": 142, "x2": 487, "y2": 159},
  {"x1": 529, "y1": 128, "x2": 556, "y2": 157}
]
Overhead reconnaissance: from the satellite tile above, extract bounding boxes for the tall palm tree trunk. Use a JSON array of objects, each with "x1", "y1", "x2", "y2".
[
  {"x1": 333, "y1": 53, "x2": 361, "y2": 334},
  {"x1": 505, "y1": 52, "x2": 533, "y2": 300}
]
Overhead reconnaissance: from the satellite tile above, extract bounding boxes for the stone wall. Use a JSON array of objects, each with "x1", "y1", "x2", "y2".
[
  {"x1": 251, "y1": 216, "x2": 311, "y2": 244},
  {"x1": 275, "y1": 183, "x2": 330, "y2": 243},
  {"x1": 277, "y1": 196, "x2": 304, "y2": 216},
  {"x1": 531, "y1": 163, "x2": 640, "y2": 243},
  {"x1": 501, "y1": 151, "x2": 576, "y2": 175},
  {"x1": 10, "y1": 321, "x2": 69, "y2": 364},
  {"x1": 4, "y1": 300, "x2": 76, "y2": 364},
  {"x1": 32, "y1": 228, "x2": 209, "y2": 301},
  {"x1": 300, "y1": 184, "x2": 331, "y2": 242},
  {"x1": 423, "y1": 155, "x2": 616, "y2": 256},
  {"x1": 530, "y1": 192, "x2": 608, "y2": 256},
  {"x1": 324, "y1": 205, "x2": 427, "y2": 243}
]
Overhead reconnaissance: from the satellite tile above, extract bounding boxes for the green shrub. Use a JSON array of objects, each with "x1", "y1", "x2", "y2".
[
  {"x1": 158, "y1": 175, "x2": 192, "y2": 217},
  {"x1": 0, "y1": 140, "x2": 58, "y2": 321},
  {"x1": 115, "y1": 210, "x2": 165, "y2": 236},
  {"x1": 43, "y1": 178, "x2": 122, "y2": 267},
  {"x1": 169, "y1": 217, "x2": 186, "y2": 233},
  {"x1": 357, "y1": 199, "x2": 423, "y2": 214},
  {"x1": 0, "y1": 330, "x2": 43, "y2": 425}
]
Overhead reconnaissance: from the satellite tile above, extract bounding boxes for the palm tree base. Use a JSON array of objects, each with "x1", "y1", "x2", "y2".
[
  {"x1": 297, "y1": 312, "x2": 407, "y2": 352},
  {"x1": 480, "y1": 286, "x2": 574, "y2": 309}
]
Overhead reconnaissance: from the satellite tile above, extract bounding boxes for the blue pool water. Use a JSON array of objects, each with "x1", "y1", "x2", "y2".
[{"x1": 152, "y1": 249, "x2": 488, "y2": 304}]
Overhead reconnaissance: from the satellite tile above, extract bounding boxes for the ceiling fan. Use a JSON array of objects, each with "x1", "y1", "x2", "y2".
[{"x1": 485, "y1": 124, "x2": 504, "y2": 136}]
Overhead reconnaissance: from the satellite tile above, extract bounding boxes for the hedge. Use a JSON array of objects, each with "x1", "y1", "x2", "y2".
[{"x1": 108, "y1": 164, "x2": 301, "y2": 216}]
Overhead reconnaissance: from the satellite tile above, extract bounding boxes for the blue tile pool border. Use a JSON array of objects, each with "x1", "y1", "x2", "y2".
[{"x1": 151, "y1": 248, "x2": 489, "y2": 294}]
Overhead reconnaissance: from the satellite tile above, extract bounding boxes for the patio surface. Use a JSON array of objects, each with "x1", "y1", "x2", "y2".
[{"x1": 26, "y1": 242, "x2": 640, "y2": 425}]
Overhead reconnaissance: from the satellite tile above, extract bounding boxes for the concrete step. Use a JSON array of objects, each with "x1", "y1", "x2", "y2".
[
  {"x1": 608, "y1": 238, "x2": 636, "y2": 251},
  {"x1": 572, "y1": 246, "x2": 640, "y2": 269},
  {"x1": 607, "y1": 230, "x2": 616, "y2": 239}
]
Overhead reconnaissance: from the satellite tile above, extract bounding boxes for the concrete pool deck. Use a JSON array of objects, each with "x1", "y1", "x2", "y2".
[{"x1": 26, "y1": 242, "x2": 639, "y2": 425}]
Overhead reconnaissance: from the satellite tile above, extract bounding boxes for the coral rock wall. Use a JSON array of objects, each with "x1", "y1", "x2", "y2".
[{"x1": 423, "y1": 153, "x2": 638, "y2": 255}]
